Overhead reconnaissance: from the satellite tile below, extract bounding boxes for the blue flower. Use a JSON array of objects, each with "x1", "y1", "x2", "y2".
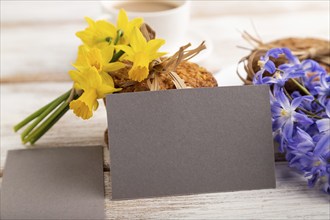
[
  {"x1": 273, "y1": 129, "x2": 288, "y2": 153},
  {"x1": 253, "y1": 59, "x2": 276, "y2": 85},
  {"x1": 315, "y1": 73, "x2": 330, "y2": 106},
  {"x1": 265, "y1": 47, "x2": 299, "y2": 64},
  {"x1": 281, "y1": 48, "x2": 300, "y2": 64},
  {"x1": 285, "y1": 128, "x2": 315, "y2": 171},
  {"x1": 259, "y1": 56, "x2": 277, "y2": 73},
  {"x1": 291, "y1": 91, "x2": 324, "y2": 115},
  {"x1": 287, "y1": 128, "x2": 330, "y2": 193},
  {"x1": 253, "y1": 48, "x2": 287, "y2": 85},
  {"x1": 257, "y1": 68, "x2": 295, "y2": 89},
  {"x1": 271, "y1": 89, "x2": 313, "y2": 140},
  {"x1": 253, "y1": 48, "x2": 305, "y2": 89},
  {"x1": 317, "y1": 118, "x2": 330, "y2": 134},
  {"x1": 252, "y1": 47, "x2": 330, "y2": 193},
  {"x1": 302, "y1": 59, "x2": 327, "y2": 74},
  {"x1": 316, "y1": 102, "x2": 330, "y2": 134},
  {"x1": 304, "y1": 134, "x2": 330, "y2": 193}
]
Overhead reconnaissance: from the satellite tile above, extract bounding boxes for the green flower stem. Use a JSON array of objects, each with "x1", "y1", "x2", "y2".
[
  {"x1": 296, "y1": 107, "x2": 323, "y2": 119},
  {"x1": 27, "y1": 102, "x2": 70, "y2": 145},
  {"x1": 290, "y1": 78, "x2": 312, "y2": 96},
  {"x1": 283, "y1": 87, "x2": 322, "y2": 119},
  {"x1": 315, "y1": 109, "x2": 326, "y2": 115},
  {"x1": 113, "y1": 29, "x2": 123, "y2": 45},
  {"x1": 290, "y1": 78, "x2": 324, "y2": 108},
  {"x1": 19, "y1": 90, "x2": 71, "y2": 142},
  {"x1": 110, "y1": 29, "x2": 124, "y2": 62},
  {"x1": 14, "y1": 90, "x2": 71, "y2": 132},
  {"x1": 283, "y1": 88, "x2": 293, "y2": 101},
  {"x1": 111, "y1": 50, "x2": 124, "y2": 62},
  {"x1": 23, "y1": 101, "x2": 69, "y2": 144},
  {"x1": 14, "y1": 101, "x2": 53, "y2": 132}
]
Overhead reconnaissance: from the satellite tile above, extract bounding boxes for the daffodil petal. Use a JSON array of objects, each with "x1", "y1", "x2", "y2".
[
  {"x1": 97, "y1": 20, "x2": 117, "y2": 35},
  {"x1": 130, "y1": 18, "x2": 144, "y2": 29},
  {"x1": 128, "y1": 65, "x2": 149, "y2": 82},
  {"x1": 99, "y1": 71, "x2": 115, "y2": 87},
  {"x1": 97, "y1": 85, "x2": 122, "y2": 98},
  {"x1": 115, "y1": 45, "x2": 135, "y2": 58},
  {"x1": 86, "y1": 67, "x2": 103, "y2": 88},
  {"x1": 68, "y1": 69, "x2": 88, "y2": 90},
  {"x1": 87, "y1": 48, "x2": 103, "y2": 71},
  {"x1": 76, "y1": 17, "x2": 117, "y2": 49},
  {"x1": 93, "y1": 99, "x2": 99, "y2": 111},
  {"x1": 117, "y1": 9, "x2": 128, "y2": 30},
  {"x1": 85, "y1": 17, "x2": 95, "y2": 27},
  {"x1": 75, "y1": 31, "x2": 91, "y2": 46},
  {"x1": 149, "y1": 52, "x2": 167, "y2": 61},
  {"x1": 101, "y1": 46, "x2": 115, "y2": 64},
  {"x1": 146, "y1": 39, "x2": 166, "y2": 55},
  {"x1": 74, "y1": 45, "x2": 89, "y2": 66},
  {"x1": 130, "y1": 27, "x2": 147, "y2": 52},
  {"x1": 71, "y1": 66, "x2": 102, "y2": 90},
  {"x1": 103, "y1": 62, "x2": 125, "y2": 73},
  {"x1": 69, "y1": 89, "x2": 97, "y2": 120}
]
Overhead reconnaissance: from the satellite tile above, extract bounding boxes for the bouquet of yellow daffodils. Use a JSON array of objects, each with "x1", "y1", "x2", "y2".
[{"x1": 14, "y1": 9, "x2": 169, "y2": 145}]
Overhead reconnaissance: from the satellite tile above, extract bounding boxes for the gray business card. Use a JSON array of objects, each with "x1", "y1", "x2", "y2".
[
  {"x1": 106, "y1": 86, "x2": 276, "y2": 200},
  {"x1": 1, "y1": 146, "x2": 105, "y2": 219}
]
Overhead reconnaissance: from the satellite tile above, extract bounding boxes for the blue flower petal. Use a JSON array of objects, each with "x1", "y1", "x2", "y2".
[
  {"x1": 294, "y1": 112, "x2": 314, "y2": 126},
  {"x1": 275, "y1": 89, "x2": 291, "y2": 110},
  {"x1": 282, "y1": 48, "x2": 300, "y2": 64},
  {"x1": 302, "y1": 59, "x2": 327, "y2": 74},
  {"x1": 253, "y1": 70, "x2": 265, "y2": 85},
  {"x1": 273, "y1": 116, "x2": 287, "y2": 131},
  {"x1": 266, "y1": 48, "x2": 283, "y2": 59},
  {"x1": 314, "y1": 134, "x2": 330, "y2": 157},
  {"x1": 264, "y1": 60, "x2": 276, "y2": 74},
  {"x1": 316, "y1": 119, "x2": 330, "y2": 133},
  {"x1": 282, "y1": 119, "x2": 294, "y2": 139},
  {"x1": 291, "y1": 95, "x2": 314, "y2": 110}
]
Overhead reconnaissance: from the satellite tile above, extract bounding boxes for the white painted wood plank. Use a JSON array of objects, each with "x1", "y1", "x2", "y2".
[
  {"x1": 1, "y1": 2, "x2": 329, "y2": 217},
  {"x1": 190, "y1": 1, "x2": 329, "y2": 17},
  {"x1": 1, "y1": 23, "x2": 81, "y2": 82},
  {"x1": 104, "y1": 164, "x2": 329, "y2": 219},
  {"x1": 1, "y1": 82, "x2": 329, "y2": 219},
  {"x1": 0, "y1": 82, "x2": 109, "y2": 170},
  {"x1": 2, "y1": 1, "x2": 328, "y2": 23},
  {"x1": 1, "y1": 165, "x2": 328, "y2": 219},
  {"x1": 194, "y1": 10, "x2": 330, "y2": 72},
  {"x1": 1, "y1": 10, "x2": 329, "y2": 81},
  {"x1": 1, "y1": 1, "x2": 102, "y2": 24}
]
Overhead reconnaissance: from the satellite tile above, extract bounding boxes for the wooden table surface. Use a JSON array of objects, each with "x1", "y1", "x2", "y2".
[{"x1": 1, "y1": 1, "x2": 329, "y2": 219}]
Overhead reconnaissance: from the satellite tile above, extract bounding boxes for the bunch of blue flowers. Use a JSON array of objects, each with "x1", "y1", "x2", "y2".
[{"x1": 253, "y1": 47, "x2": 329, "y2": 193}]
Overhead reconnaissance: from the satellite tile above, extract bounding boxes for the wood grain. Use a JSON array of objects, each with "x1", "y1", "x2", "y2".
[
  {"x1": 1, "y1": 82, "x2": 329, "y2": 219},
  {"x1": 1, "y1": 2, "x2": 329, "y2": 218},
  {"x1": 104, "y1": 164, "x2": 330, "y2": 219},
  {"x1": 1, "y1": 3, "x2": 329, "y2": 82},
  {"x1": 0, "y1": 83, "x2": 108, "y2": 170}
]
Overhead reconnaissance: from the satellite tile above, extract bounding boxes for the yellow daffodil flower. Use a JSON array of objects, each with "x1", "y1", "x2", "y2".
[
  {"x1": 116, "y1": 27, "x2": 166, "y2": 82},
  {"x1": 68, "y1": 67, "x2": 121, "y2": 120},
  {"x1": 76, "y1": 17, "x2": 117, "y2": 49},
  {"x1": 72, "y1": 45, "x2": 124, "y2": 92},
  {"x1": 116, "y1": 9, "x2": 144, "y2": 45},
  {"x1": 73, "y1": 45, "x2": 125, "y2": 85}
]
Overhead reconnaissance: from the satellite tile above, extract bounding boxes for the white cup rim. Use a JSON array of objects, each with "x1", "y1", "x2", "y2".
[{"x1": 100, "y1": 0, "x2": 190, "y2": 17}]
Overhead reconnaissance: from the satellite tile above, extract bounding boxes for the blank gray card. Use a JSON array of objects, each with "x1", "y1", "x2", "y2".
[
  {"x1": 106, "y1": 85, "x2": 276, "y2": 200},
  {"x1": 0, "y1": 146, "x2": 105, "y2": 219}
]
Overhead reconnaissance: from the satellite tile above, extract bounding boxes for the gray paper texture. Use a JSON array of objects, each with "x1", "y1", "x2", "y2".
[
  {"x1": 106, "y1": 86, "x2": 275, "y2": 200},
  {"x1": 0, "y1": 146, "x2": 105, "y2": 220}
]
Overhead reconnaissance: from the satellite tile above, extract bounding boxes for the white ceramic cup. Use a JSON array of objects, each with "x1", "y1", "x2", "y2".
[{"x1": 100, "y1": 0, "x2": 190, "y2": 52}]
